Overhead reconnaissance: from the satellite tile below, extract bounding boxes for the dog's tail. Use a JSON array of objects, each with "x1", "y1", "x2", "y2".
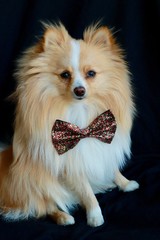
[{"x1": 0, "y1": 147, "x2": 76, "y2": 221}]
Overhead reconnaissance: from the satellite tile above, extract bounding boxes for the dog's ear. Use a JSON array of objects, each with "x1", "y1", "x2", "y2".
[
  {"x1": 43, "y1": 23, "x2": 69, "y2": 51},
  {"x1": 83, "y1": 25, "x2": 114, "y2": 48}
]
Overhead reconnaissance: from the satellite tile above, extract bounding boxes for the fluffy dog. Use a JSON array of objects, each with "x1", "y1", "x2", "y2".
[{"x1": 0, "y1": 23, "x2": 139, "y2": 227}]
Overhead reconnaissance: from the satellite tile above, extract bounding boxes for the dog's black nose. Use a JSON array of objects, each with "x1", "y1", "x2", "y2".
[{"x1": 74, "y1": 86, "x2": 86, "y2": 97}]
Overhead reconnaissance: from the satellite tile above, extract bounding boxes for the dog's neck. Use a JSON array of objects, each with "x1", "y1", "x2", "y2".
[{"x1": 64, "y1": 101, "x2": 104, "y2": 129}]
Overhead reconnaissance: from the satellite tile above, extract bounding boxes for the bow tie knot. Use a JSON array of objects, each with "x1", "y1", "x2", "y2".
[{"x1": 51, "y1": 110, "x2": 117, "y2": 155}]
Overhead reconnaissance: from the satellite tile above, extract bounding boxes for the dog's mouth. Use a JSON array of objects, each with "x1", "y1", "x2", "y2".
[{"x1": 73, "y1": 95, "x2": 86, "y2": 100}]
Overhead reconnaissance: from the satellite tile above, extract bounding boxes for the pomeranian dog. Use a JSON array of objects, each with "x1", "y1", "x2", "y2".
[{"x1": 0, "y1": 22, "x2": 139, "y2": 227}]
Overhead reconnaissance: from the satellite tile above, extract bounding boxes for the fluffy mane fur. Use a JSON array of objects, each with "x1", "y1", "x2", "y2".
[{"x1": 0, "y1": 23, "x2": 139, "y2": 226}]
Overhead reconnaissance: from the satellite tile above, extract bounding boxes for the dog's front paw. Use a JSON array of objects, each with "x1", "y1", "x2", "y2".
[
  {"x1": 57, "y1": 213, "x2": 75, "y2": 225},
  {"x1": 51, "y1": 211, "x2": 75, "y2": 226},
  {"x1": 123, "y1": 180, "x2": 139, "y2": 192},
  {"x1": 87, "y1": 207, "x2": 104, "y2": 227}
]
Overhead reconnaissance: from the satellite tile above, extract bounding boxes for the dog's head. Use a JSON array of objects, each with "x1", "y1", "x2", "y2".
[{"x1": 14, "y1": 23, "x2": 134, "y2": 132}]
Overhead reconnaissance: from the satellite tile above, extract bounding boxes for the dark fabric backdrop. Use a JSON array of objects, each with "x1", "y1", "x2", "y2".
[{"x1": 0, "y1": 0, "x2": 160, "y2": 239}]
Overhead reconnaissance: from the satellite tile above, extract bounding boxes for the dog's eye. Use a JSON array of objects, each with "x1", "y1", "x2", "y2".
[
  {"x1": 60, "y1": 71, "x2": 71, "y2": 80},
  {"x1": 86, "y1": 70, "x2": 96, "y2": 78}
]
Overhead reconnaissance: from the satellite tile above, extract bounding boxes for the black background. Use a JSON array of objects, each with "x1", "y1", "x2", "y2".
[{"x1": 0, "y1": 0, "x2": 160, "y2": 239}]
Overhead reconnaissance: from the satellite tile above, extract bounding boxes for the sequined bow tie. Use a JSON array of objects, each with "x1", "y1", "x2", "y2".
[{"x1": 51, "y1": 110, "x2": 117, "y2": 155}]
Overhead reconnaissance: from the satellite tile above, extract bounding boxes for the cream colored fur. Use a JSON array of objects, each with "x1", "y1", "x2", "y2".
[{"x1": 0, "y1": 23, "x2": 139, "y2": 227}]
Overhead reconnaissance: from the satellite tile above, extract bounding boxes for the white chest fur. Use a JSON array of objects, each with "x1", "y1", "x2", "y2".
[{"x1": 54, "y1": 102, "x2": 131, "y2": 194}]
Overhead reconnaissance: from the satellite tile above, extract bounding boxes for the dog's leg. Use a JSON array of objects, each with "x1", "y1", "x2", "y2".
[
  {"x1": 49, "y1": 209, "x2": 75, "y2": 226},
  {"x1": 47, "y1": 195, "x2": 76, "y2": 226},
  {"x1": 114, "y1": 170, "x2": 139, "y2": 192},
  {"x1": 70, "y1": 177, "x2": 104, "y2": 227}
]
